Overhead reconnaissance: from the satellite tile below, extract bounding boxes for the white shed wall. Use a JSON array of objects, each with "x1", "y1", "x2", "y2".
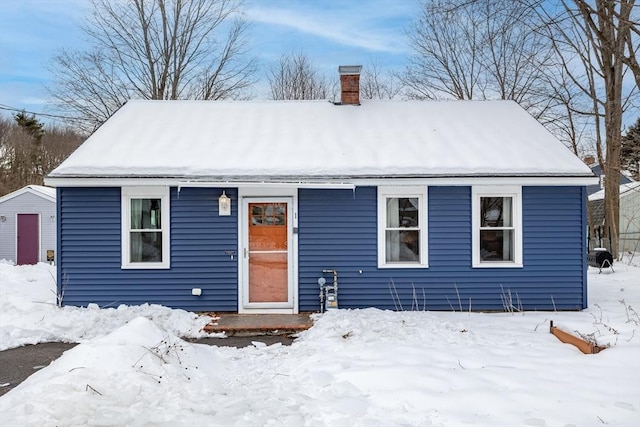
[
  {"x1": 620, "y1": 188, "x2": 640, "y2": 253},
  {"x1": 0, "y1": 192, "x2": 56, "y2": 264}
]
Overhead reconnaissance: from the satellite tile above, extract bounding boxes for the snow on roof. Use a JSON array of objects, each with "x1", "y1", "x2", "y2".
[
  {"x1": 588, "y1": 181, "x2": 640, "y2": 201},
  {"x1": 28, "y1": 185, "x2": 56, "y2": 199},
  {"x1": 0, "y1": 185, "x2": 56, "y2": 204},
  {"x1": 49, "y1": 99, "x2": 594, "y2": 180}
]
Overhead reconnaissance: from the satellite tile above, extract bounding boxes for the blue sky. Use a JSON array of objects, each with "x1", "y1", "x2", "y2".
[{"x1": 0, "y1": 0, "x2": 417, "y2": 122}]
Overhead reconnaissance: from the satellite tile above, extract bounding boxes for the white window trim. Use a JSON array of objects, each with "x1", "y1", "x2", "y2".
[
  {"x1": 121, "y1": 186, "x2": 170, "y2": 269},
  {"x1": 377, "y1": 186, "x2": 428, "y2": 269},
  {"x1": 472, "y1": 185, "x2": 522, "y2": 268}
]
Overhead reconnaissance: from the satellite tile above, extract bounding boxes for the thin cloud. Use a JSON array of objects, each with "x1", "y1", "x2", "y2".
[{"x1": 246, "y1": 5, "x2": 410, "y2": 54}]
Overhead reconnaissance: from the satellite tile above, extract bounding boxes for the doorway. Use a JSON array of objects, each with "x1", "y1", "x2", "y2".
[
  {"x1": 241, "y1": 197, "x2": 294, "y2": 313},
  {"x1": 17, "y1": 214, "x2": 39, "y2": 265}
]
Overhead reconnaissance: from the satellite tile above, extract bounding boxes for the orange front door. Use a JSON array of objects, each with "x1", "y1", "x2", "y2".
[{"x1": 248, "y1": 202, "x2": 289, "y2": 303}]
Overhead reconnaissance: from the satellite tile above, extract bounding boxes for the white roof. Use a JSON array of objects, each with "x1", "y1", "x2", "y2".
[
  {"x1": 588, "y1": 181, "x2": 640, "y2": 201},
  {"x1": 0, "y1": 185, "x2": 56, "y2": 204},
  {"x1": 48, "y1": 99, "x2": 594, "y2": 181}
]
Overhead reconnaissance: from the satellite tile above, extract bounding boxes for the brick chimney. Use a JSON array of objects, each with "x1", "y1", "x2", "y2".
[{"x1": 339, "y1": 65, "x2": 362, "y2": 105}]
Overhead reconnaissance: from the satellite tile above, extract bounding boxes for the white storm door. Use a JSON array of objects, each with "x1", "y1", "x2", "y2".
[{"x1": 241, "y1": 197, "x2": 294, "y2": 311}]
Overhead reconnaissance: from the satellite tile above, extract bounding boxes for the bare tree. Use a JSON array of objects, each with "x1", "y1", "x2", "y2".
[
  {"x1": 403, "y1": 0, "x2": 483, "y2": 100},
  {"x1": 543, "y1": 0, "x2": 639, "y2": 257},
  {"x1": 360, "y1": 61, "x2": 403, "y2": 100},
  {"x1": 267, "y1": 52, "x2": 329, "y2": 100},
  {"x1": 41, "y1": 126, "x2": 86, "y2": 179},
  {"x1": 403, "y1": 0, "x2": 553, "y2": 115},
  {"x1": 541, "y1": 32, "x2": 605, "y2": 158},
  {"x1": 49, "y1": 0, "x2": 257, "y2": 132},
  {"x1": 478, "y1": 0, "x2": 555, "y2": 116},
  {"x1": 49, "y1": 50, "x2": 132, "y2": 132},
  {"x1": 541, "y1": 66, "x2": 588, "y2": 156}
]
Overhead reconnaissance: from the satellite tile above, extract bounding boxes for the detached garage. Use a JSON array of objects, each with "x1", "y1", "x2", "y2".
[{"x1": 0, "y1": 185, "x2": 56, "y2": 265}]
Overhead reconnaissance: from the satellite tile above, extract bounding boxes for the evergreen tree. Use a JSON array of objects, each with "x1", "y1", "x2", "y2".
[
  {"x1": 13, "y1": 111, "x2": 46, "y2": 182},
  {"x1": 621, "y1": 118, "x2": 640, "y2": 181},
  {"x1": 14, "y1": 111, "x2": 44, "y2": 143}
]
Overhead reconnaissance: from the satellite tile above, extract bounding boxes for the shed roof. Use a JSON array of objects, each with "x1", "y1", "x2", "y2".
[
  {"x1": 0, "y1": 185, "x2": 56, "y2": 204},
  {"x1": 588, "y1": 182, "x2": 640, "y2": 228},
  {"x1": 48, "y1": 99, "x2": 594, "y2": 182},
  {"x1": 588, "y1": 181, "x2": 640, "y2": 201}
]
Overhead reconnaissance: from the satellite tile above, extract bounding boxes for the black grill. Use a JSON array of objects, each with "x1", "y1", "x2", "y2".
[{"x1": 587, "y1": 250, "x2": 614, "y2": 273}]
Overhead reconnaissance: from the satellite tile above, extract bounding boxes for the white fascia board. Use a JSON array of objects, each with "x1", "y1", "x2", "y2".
[
  {"x1": 350, "y1": 176, "x2": 599, "y2": 187},
  {"x1": 45, "y1": 177, "x2": 177, "y2": 187},
  {"x1": 45, "y1": 177, "x2": 356, "y2": 189},
  {"x1": 177, "y1": 181, "x2": 355, "y2": 191},
  {"x1": 45, "y1": 175, "x2": 597, "y2": 188}
]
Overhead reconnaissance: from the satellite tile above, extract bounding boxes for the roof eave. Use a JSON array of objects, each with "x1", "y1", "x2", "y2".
[
  {"x1": 45, "y1": 173, "x2": 599, "y2": 187},
  {"x1": 0, "y1": 186, "x2": 57, "y2": 204}
]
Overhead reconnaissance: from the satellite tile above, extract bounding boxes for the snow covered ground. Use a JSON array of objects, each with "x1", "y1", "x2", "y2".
[{"x1": 0, "y1": 259, "x2": 639, "y2": 426}]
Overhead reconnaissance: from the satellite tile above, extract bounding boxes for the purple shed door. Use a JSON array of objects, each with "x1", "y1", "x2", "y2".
[{"x1": 17, "y1": 214, "x2": 39, "y2": 265}]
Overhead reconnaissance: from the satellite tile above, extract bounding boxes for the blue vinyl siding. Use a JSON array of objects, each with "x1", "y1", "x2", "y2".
[
  {"x1": 298, "y1": 186, "x2": 587, "y2": 311},
  {"x1": 58, "y1": 187, "x2": 238, "y2": 311},
  {"x1": 59, "y1": 184, "x2": 587, "y2": 312},
  {"x1": 298, "y1": 188, "x2": 378, "y2": 311}
]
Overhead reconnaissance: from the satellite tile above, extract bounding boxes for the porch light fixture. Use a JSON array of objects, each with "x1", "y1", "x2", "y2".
[{"x1": 219, "y1": 191, "x2": 231, "y2": 216}]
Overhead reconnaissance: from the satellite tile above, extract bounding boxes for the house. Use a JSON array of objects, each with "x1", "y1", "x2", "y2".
[
  {"x1": 584, "y1": 158, "x2": 634, "y2": 196},
  {"x1": 45, "y1": 66, "x2": 597, "y2": 314},
  {"x1": 588, "y1": 181, "x2": 640, "y2": 254},
  {"x1": 0, "y1": 185, "x2": 57, "y2": 265}
]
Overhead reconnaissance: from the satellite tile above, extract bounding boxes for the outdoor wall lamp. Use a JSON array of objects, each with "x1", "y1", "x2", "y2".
[{"x1": 219, "y1": 191, "x2": 231, "y2": 216}]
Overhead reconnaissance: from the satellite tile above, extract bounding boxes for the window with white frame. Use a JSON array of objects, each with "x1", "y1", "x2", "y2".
[
  {"x1": 472, "y1": 186, "x2": 522, "y2": 268},
  {"x1": 121, "y1": 187, "x2": 170, "y2": 269},
  {"x1": 378, "y1": 186, "x2": 428, "y2": 268}
]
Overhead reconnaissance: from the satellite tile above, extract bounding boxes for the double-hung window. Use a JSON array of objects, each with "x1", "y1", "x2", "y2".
[
  {"x1": 121, "y1": 186, "x2": 170, "y2": 269},
  {"x1": 472, "y1": 186, "x2": 522, "y2": 268},
  {"x1": 378, "y1": 186, "x2": 428, "y2": 268}
]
